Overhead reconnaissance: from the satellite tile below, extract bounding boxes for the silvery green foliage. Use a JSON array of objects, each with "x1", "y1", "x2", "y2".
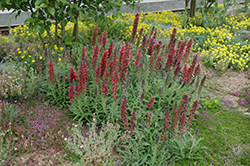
[{"x1": 64, "y1": 119, "x2": 120, "y2": 165}]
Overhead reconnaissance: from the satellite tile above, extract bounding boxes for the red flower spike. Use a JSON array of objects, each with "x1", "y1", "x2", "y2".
[
  {"x1": 154, "y1": 40, "x2": 162, "y2": 56},
  {"x1": 81, "y1": 46, "x2": 88, "y2": 60},
  {"x1": 183, "y1": 39, "x2": 193, "y2": 63},
  {"x1": 69, "y1": 67, "x2": 78, "y2": 83},
  {"x1": 101, "y1": 80, "x2": 109, "y2": 97},
  {"x1": 161, "y1": 111, "x2": 171, "y2": 144},
  {"x1": 119, "y1": 44, "x2": 130, "y2": 85},
  {"x1": 131, "y1": 13, "x2": 140, "y2": 43},
  {"x1": 177, "y1": 40, "x2": 186, "y2": 62},
  {"x1": 165, "y1": 52, "x2": 175, "y2": 71},
  {"x1": 167, "y1": 27, "x2": 177, "y2": 55},
  {"x1": 147, "y1": 37, "x2": 155, "y2": 56},
  {"x1": 155, "y1": 54, "x2": 163, "y2": 72},
  {"x1": 187, "y1": 55, "x2": 198, "y2": 84},
  {"x1": 100, "y1": 51, "x2": 109, "y2": 77},
  {"x1": 91, "y1": 45, "x2": 99, "y2": 69},
  {"x1": 135, "y1": 50, "x2": 142, "y2": 69},
  {"x1": 107, "y1": 42, "x2": 114, "y2": 59},
  {"x1": 181, "y1": 64, "x2": 189, "y2": 81},
  {"x1": 48, "y1": 60, "x2": 55, "y2": 84},
  {"x1": 179, "y1": 94, "x2": 189, "y2": 115},
  {"x1": 129, "y1": 110, "x2": 137, "y2": 134},
  {"x1": 78, "y1": 60, "x2": 88, "y2": 93},
  {"x1": 146, "y1": 112, "x2": 153, "y2": 126},
  {"x1": 147, "y1": 97, "x2": 155, "y2": 111},
  {"x1": 95, "y1": 66, "x2": 101, "y2": 84},
  {"x1": 141, "y1": 35, "x2": 147, "y2": 54},
  {"x1": 102, "y1": 31, "x2": 108, "y2": 49},
  {"x1": 91, "y1": 26, "x2": 98, "y2": 46},
  {"x1": 111, "y1": 70, "x2": 119, "y2": 100},
  {"x1": 170, "y1": 101, "x2": 178, "y2": 133}
]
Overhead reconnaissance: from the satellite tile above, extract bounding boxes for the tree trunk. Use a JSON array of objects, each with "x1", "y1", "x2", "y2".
[{"x1": 190, "y1": 0, "x2": 196, "y2": 17}]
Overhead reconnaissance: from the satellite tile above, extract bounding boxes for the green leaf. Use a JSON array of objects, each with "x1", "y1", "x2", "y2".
[
  {"x1": 65, "y1": 36, "x2": 75, "y2": 43},
  {"x1": 70, "y1": 17, "x2": 76, "y2": 24},
  {"x1": 35, "y1": 0, "x2": 43, "y2": 6},
  {"x1": 62, "y1": 19, "x2": 67, "y2": 27},
  {"x1": 47, "y1": 6, "x2": 55, "y2": 15}
]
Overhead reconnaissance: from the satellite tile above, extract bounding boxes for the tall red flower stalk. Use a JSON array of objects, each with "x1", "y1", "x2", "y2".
[
  {"x1": 129, "y1": 110, "x2": 137, "y2": 134},
  {"x1": 91, "y1": 45, "x2": 99, "y2": 69},
  {"x1": 95, "y1": 66, "x2": 101, "y2": 84},
  {"x1": 121, "y1": 96, "x2": 128, "y2": 130},
  {"x1": 135, "y1": 50, "x2": 142, "y2": 69},
  {"x1": 183, "y1": 39, "x2": 193, "y2": 63},
  {"x1": 118, "y1": 46, "x2": 125, "y2": 72},
  {"x1": 101, "y1": 80, "x2": 108, "y2": 97},
  {"x1": 48, "y1": 60, "x2": 55, "y2": 84},
  {"x1": 81, "y1": 46, "x2": 88, "y2": 60},
  {"x1": 69, "y1": 67, "x2": 78, "y2": 83},
  {"x1": 181, "y1": 64, "x2": 189, "y2": 81},
  {"x1": 107, "y1": 42, "x2": 114, "y2": 59},
  {"x1": 146, "y1": 112, "x2": 153, "y2": 126},
  {"x1": 154, "y1": 40, "x2": 162, "y2": 56},
  {"x1": 109, "y1": 48, "x2": 117, "y2": 75},
  {"x1": 100, "y1": 51, "x2": 109, "y2": 76},
  {"x1": 186, "y1": 55, "x2": 198, "y2": 84},
  {"x1": 177, "y1": 113, "x2": 187, "y2": 139},
  {"x1": 78, "y1": 60, "x2": 88, "y2": 93},
  {"x1": 119, "y1": 44, "x2": 130, "y2": 85},
  {"x1": 102, "y1": 31, "x2": 108, "y2": 49},
  {"x1": 165, "y1": 51, "x2": 175, "y2": 71},
  {"x1": 179, "y1": 94, "x2": 189, "y2": 115},
  {"x1": 177, "y1": 40, "x2": 186, "y2": 62},
  {"x1": 155, "y1": 54, "x2": 163, "y2": 72},
  {"x1": 147, "y1": 96, "x2": 155, "y2": 111},
  {"x1": 161, "y1": 107, "x2": 171, "y2": 144},
  {"x1": 170, "y1": 101, "x2": 178, "y2": 133},
  {"x1": 91, "y1": 26, "x2": 98, "y2": 46},
  {"x1": 68, "y1": 83, "x2": 76, "y2": 103},
  {"x1": 187, "y1": 100, "x2": 200, "y2": 131},
  {"x1": 111, "y1": 70, "x2": 119, "y2": 100},
  {"x1": 167, "y1": 27, "x2": 177, "y2": 55},
  {"x1": 174, "y1": 65, "x2": 181, "y2": 80},
  {"x1": 131, "y1": 13, "x2": 140, "y2": 43},
  {"x1": 147, "y1": 37, "x2": 155, "y2": 56}
]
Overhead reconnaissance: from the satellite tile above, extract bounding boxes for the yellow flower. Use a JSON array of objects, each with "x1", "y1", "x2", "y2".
[
  {"x1": 58, "y1": 58, "x2": 62, "y2": 62},
  {"x1": 29, "y1": 55, "x2": 31, "y2": 58},
  {"x1": 54, "y1": 45, "x2": 58, "y2": 50},
  {"x1": 40, "y1": 56, "x2": 43, "y2": 60},
  {"x1": 32, "y1": 60, "x2": 35, "y2": 63},
  {"x1": 17, "y1": 48, "x2": 20, "y2": 51},
  {"x1": 18, "y1": 51, "x2": 22, "y2": 54},
  {"x1": 22, "y1": 56, "x2": 24, "y2": 58}
]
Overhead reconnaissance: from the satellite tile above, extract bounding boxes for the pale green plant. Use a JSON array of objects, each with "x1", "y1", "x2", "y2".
[{"x1": 63, "y1": 116, "x2": 120, "y2": 165}]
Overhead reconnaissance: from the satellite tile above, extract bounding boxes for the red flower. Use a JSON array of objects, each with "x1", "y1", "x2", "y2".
[
  {"x1": 48, "y1": 60, "x2": 55, "y2": 84},
  {"x1": 170, "y1": 101, "x2": 178, "y2": 133},
  {"x1": 155, "y1": 54, "x2": 163, "y2": 72},
  {"x1": 135, "y1": 50, "x2": 142, "y2": 69},
  {"x1": 81, "y1": 46, "x2": 88, "y2": 60},
  {"x1": 91, "y1": 45, "x2": 99, "y2": 70},
  {"x1": 91, "y1": 26, "x2": 98, "y2": 46},
  {"x1": 146, "y1": 112, "x2": 153, "y2": 126},
  {"x1": 119, "y1": 44, "x2": 130, "y2": 85},
  {"x1": 129, "y1": 110, "x2": 137, "y2": 133},
  {"x1": 111, "y1": 70, "x2": 119, "y2": 100},
  {"x1": 141, "y1": 35, "x2": 147, "y2": 54},
  {"x1": 181, "y1": 64, "x2": 189, "y2": 81},
  {"x1": 69, "y1": 67, "x2": 78, "y2": 83},
  {"x1": 107, "y1": 42, "x2": 114, "y2": 59},
  {"x1": 165, "y1": 52, "x2": 175, "y2": 71},
  {"x1": 147, "y1": 96, "x2": 155, "y2": 111},
  {"x1": 179, "y1": 94, "x2": 189, "y2": 115},
  {"x1": 25, "y1": 145, "x2": 28, "y2": 149},
  {"x1": 78, "y1": 60, "x2": 88, "y2": 93},
  {"x1": 131, "y1": 13, "x2": 140, "y2": 43},
  {"x1": 177, "y1": 40, "x2": 186, "y2": 62},
  {"x1": 183, "y1": 39, "x2": 193, "y2": 63},
  {"x1": 102, "y1": 31, "x2": 108, "y2": 49},
  {"x1": 147, "y1": 37, "x2": 155, "y2": 56},
  {"x1": 167, "y1": 27, "x2": 177, "y2": 55},
  {"x1": 54, "y1": 117, "x2": 57, "y2": 120},
  {"x1": 95, "y1": 66, "x2": 101, "y2": 84},
  {"x1": 161, "y1": 108, "x2": 171, "y2": 143},
  {"x1": 187, "y1": 55, "x2": 198, "y2": 84},
  {"x1": 100, "y1": 51, "x2": 109, "y2": 77},
  {"x1": 101, "y1": 80, "x2": 108, "y2": 97},
  {"x1": 194, "y1": 64, "x2": 200, "y2": 77}
]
